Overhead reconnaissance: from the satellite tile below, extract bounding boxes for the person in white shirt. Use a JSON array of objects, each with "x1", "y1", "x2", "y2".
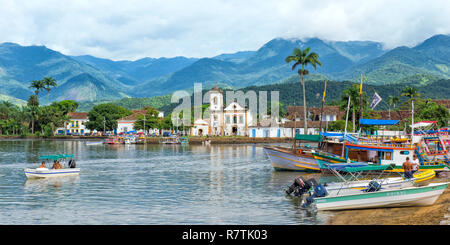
[{"x1": 411, "y1": 155, "x2": 420, "y2": 174}]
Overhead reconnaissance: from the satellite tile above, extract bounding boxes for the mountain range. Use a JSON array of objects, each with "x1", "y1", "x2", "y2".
[{"x1": 0, "y1": 34, "x2": 449, "y2": 104}]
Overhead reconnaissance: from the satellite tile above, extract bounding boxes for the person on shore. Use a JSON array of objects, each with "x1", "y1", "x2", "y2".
[
  {"x1": 411, "y1": 155, "x2": 420, "y2": 174},
  {"x1": 38, "y1": 161, "x2": 46, "y2": 168},
  {"x1": 402, "y1": 157, "x2": 413, "y2": 179},
  {"x1": 52, "y1": 160, "x2": 62, "y2": 169}
]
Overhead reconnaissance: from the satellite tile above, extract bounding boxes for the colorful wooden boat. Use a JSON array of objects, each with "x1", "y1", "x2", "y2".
[{"x1": 263, "y1": 146, "x2": 320, "y2": 172}]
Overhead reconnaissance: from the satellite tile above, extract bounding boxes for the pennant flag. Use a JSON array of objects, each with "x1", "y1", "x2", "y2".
[
  {"x1": 322, "y1": 80, "x2": 327, "y2": 102},
  {"x1": 359, "y1": 73, "x2": 363, "y2": 95},
  {"x1": 370, "y1": 92, "x2": 382, "y2": 109}
]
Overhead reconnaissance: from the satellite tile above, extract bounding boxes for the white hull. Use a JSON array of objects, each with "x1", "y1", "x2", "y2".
[
  {"x1": 315, "y1": 183, "x2": 447, "y2": 211},
  {"x1": 325, "y1": 177, "x2": 414, "y2": 196},
  {"x1": 24, "y1": 168, "x2": 80, "y2": 179}
]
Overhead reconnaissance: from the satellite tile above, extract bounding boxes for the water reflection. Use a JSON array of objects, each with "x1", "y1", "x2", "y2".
[{"x1": 0, "y1": 140, "x2": 328, "y2": 225}]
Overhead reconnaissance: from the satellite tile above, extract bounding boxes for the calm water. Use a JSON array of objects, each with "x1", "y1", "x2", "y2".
[{"x1": 0, "y1": 139, "x2": 331, "y2": 225}]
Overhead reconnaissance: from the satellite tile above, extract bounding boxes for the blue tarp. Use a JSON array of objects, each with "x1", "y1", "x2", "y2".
[
  {"x1": 360, "y1": 119, "x2": 399, "y2": 126},
  {"x1": 319, "y1": 132, "x2": 344, "y2": 137}
]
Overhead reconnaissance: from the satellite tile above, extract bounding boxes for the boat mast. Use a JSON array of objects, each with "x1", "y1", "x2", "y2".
[
  {"x1": 342, "y1": 95, "x2": 351, "y2": 157},
  {"x1": 411, "y1": 100, "x2": 414, "y2": 146},
  {"x1": 359, "y1": 73, "x2": 363, "y2": 134},
  {"x1": 319, "y1": 80, "x2": 327, "y2": 133}
]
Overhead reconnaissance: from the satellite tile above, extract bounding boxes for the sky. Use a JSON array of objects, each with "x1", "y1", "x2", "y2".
[{"x1": 0, "y1": 0, "x2": 449, "y2": 61}]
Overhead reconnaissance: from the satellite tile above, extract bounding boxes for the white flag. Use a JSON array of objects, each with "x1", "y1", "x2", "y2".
[{"x1": 370, "y1": 92, "x2": 382, "y2": 109}]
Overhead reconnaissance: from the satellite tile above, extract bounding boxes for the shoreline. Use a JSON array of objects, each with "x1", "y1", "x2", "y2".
[{"x1": 0, "y1": 135, "x2": 293, "y2": 144}]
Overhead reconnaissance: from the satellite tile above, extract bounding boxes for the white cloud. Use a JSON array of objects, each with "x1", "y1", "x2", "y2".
[{"x1": 0, "y1": 0, "x2": 448, "y2": 60}]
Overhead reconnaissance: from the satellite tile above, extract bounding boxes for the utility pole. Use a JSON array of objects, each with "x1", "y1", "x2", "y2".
[{"x1": 103, "y1": 116, "x2": 106, "y2": 136}]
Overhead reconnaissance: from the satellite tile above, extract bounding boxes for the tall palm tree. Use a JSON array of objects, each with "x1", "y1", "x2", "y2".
[
  {"x1": 388, "y1": 95, "x2": 401, "y2": 120},
  {"x1": 401, "y1": 86, "x2": 420, "y2": 114},
  {"x1": 42, "y1": 77, "x2": 57, "y2": 106},
  {"x1": 30, "y1": 80, "x2": 45, "y2": 96},
  {"x1": 285, "y1": 47, "x2": 321, "y2": 134},
  {"x1": 401, "y1": 86, "x2": 420, "y2": 101}
]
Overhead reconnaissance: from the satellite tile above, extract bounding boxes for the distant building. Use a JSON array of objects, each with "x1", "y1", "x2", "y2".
[
  {"x1": 117, "y1": 109, "x2": 164, "y2": 135},
  {"x1": 55, "y1": 112, "x2": 91, "y2": 135},
  {"x1": 191, "y1": 119, "x2": 209, "y2": 136},
  {"x1": 191, "y1": 86, "x2": 254, "y2": 136},
  {"x1": 248, "y1": 118, "x2": 287, "y2": 138},
  {"x1": 287, "y1": 106, "x2": 344, "y2": 123}
]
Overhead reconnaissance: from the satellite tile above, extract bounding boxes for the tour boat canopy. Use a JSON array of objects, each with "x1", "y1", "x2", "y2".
[
  {"x1": 38, "y1": 154, "x2": 74, "y2": 160},
  {"x1": 294, "y1": 134, "x2": 324, "y2": 142}
]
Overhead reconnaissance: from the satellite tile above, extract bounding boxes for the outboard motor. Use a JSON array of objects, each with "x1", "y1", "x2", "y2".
[
  {"x1": 68, "y1": 159, "x2": 76, "y2": 168},
  {"x1": 365, "y1": 180, "x2": 381, "y2": 192},
  {"x1": 302, "y1": 183, "x2": 328, "y2": 208},
  {"x1": 285, "y1": 177, "x2": 312, "y2": 197}
]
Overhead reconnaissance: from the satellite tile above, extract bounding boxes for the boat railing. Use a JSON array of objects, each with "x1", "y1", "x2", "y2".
[{"x1": 351, "y1": 141, "x2": 414, "y2": 149}]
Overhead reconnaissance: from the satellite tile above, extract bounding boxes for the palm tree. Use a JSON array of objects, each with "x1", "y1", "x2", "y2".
[
  {"x1": 42, "y1": 77, "x2": 57, "y2": 106},
  {"x1": 340, "y1": 84, "x2": 367, "y2": 132},
  {"x1": 388, "y1": 95, "x2": 401, "y2": 120},
  {"x1": 285, "y1": 47, "x2": 321, "y2": 134},
  {"x1": 401, "y1": 86, "x2": 421, "y2": 114},
  {"x1": 30, "y1": 80, "x2": 45, "y2": 96},
  {"x1": 401, "y1": 86, "x2": 420, "y2": 101}
]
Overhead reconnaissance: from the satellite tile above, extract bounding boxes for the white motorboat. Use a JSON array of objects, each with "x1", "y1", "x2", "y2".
[
  {"x1": 25, "y1": 154, "x2": 79, "y2": 179},
  {"x1": 24, "y1": 167, "x2": 80, "y2": 179},
  {"x1": 314, "y1": 182, "x2": 448, "y2": 211}
]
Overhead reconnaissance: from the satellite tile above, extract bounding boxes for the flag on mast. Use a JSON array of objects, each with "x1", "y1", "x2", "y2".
[
  {"x1": 322, "y1": 80, "x2": 327, "y2": 102},
  {"x1": 370, "y1": 92, "x2": 382, "y2": 109},
  {"x1": 359, "y1": 73, "x2": 363, "y2": 95}
]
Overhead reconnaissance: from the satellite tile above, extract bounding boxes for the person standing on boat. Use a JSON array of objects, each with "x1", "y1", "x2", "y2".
[
  {"x1": 411, "y1": 155, "x2": 420, "y2": 174},
  {"x1": 402, "y1": 157, "x2": 413, "y2": 179}
]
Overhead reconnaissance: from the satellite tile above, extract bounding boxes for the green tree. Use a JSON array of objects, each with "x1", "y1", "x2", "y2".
[
  {"x1": 53, "y1": 100, "x2": 79, "y2": 115},
  {"x1": 86, "y1": 103, "x2": 131, "y2": 133},
  {"x1": 339, "y1": 84, "x2": 369, "y2": 131},
  {"x1": 30, "y1": 80, "x2": 45, "y2": 96},
  {"x1": 27, "y1": 95, "x2": 40, "y2": 134},
  {"x1": 285, "y1": 47, "x2": 321, "y2": 133},
  {"x1": 42, "y1": 77, "x2": 57, "y2": 106},
  {"x1": 401, "y1": 86, "x2": 420, "y2": 101},
  {"x1": 134, "y1": 107, "x2": 162, "y2": 132},
  {"x1": 327, "y1": 120, "x2": 353, "y2": 132},
  {"x1": 415, "y1": 100, "x2": 450, "y2": 128}
]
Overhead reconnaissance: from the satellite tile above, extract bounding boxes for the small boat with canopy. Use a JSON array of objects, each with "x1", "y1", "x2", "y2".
[{"x1": 24, "y1": 154, "x2": 80, "y2": 179}]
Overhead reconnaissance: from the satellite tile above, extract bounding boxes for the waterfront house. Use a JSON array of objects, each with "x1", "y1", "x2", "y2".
[
  {"x1": 248, "y1": 118, "x2": 287, "y2": 138},
  {"x1": 117, "y1": 109, "x2": 164, "y2": 135},
  {"x1": 55, "y1": 112, "x2": 91, "y2": 135},
  {"x1": 191, "y1": 118, "x2": 210, "y2": 136}
]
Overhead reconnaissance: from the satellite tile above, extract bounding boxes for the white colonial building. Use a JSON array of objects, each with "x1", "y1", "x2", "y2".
[
  {"x1": 55, "y1": 112, "x2": 92, "y2": 135},
  {"x1": 191, "y1": 86, "x2": 254, "y2": 136}
]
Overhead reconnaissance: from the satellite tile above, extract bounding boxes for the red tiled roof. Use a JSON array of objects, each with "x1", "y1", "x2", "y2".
[
  {"x1": 67, "y1": 112, "x2": 88, "y2": 119},
  {"x1": 119, "y1": 109, "x2": 146, "y2": 121}
]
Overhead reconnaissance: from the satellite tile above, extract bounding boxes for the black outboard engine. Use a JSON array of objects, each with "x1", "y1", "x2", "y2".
[
  {"x1": 286, "y1": 177, "x2": 312, "y2": 197},
  {"x1": 365, "y1": 180, "x2": 381, "y2": 192},
  {"x1": 68, "y1": 159, "x2": 76, "y2": 168}
]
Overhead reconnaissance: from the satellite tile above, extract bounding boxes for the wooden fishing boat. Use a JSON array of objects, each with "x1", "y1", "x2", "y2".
[
  {"x1": 263, "y1": 134, "x2": 325, "y2": 172},
  {"x1": 263, "y1": 146, "x2": 320, "y2": 171},
  {"x1": 24, "y1": 154, "x2": 80, "y2": 179}
]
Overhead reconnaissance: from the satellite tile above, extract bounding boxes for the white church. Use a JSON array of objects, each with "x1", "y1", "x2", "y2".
[{"x1": 190, "y1": 86, "x2": 254, "y2": 136}]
